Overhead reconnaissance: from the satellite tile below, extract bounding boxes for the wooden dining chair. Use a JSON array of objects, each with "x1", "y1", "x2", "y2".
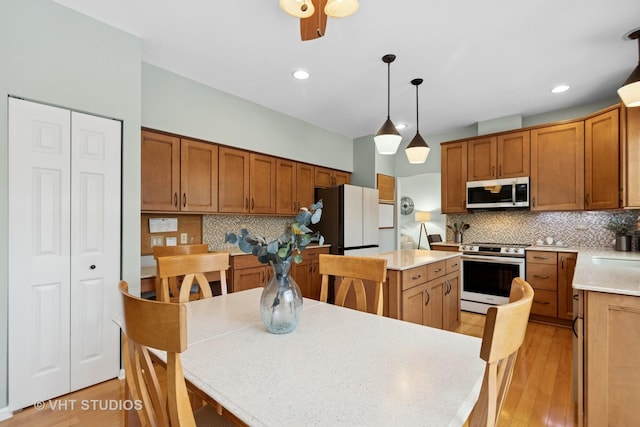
[
  {"x1": 118, "y1": 281, "x2": 235, "y2": 427},
  {"x1": 153, "y1": 244, "x2": 209, "y2": 301},
  {"x1": 467, "y1": 277, "x2": 534, "y2": 427},
  {"x1": 156, "y1": 252, "x2": 230, "y2": 303},
  {"x1": 318, "y1": 254, "x2": 387, "y2": 315}
]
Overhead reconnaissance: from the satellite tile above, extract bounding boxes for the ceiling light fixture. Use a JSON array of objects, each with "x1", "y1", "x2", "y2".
[
  {"x1": 324, "y1": 0, "x2": 359, "y2": 18},
  {"x1": 405, "y1": 78, "x2": 430, "y2": 164},
  {"x1": 551, "y1": 84, "x2": 570, "y2": 94},
  {"x1": 395, "y1": 123, "x2": 407, "y2": 130},
  {"x1": 374, "y1": 54, "x2": 402, "y2": 155},
  {"x1": 292, "y1": 70, "x2": 310, "y2": 80},
  {"x1": 618, "y1": 28, "x2": 640, "y2": 107},
  {"x1": 280, "y1": 0, "x2": 315, "y2": 18}
]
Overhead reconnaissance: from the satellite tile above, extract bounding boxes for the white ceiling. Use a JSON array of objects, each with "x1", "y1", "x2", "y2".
[{"x1": 54, "y1": 0, "x2": 640, "y2": 141}]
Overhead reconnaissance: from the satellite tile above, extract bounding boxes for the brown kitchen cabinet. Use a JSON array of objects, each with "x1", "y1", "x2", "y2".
[
  {"x1": 314, "y1": 166, "x2": 350, "y2": 188},
  {"x1": 580, "y1": 290, "x2": 640, "y2": 426},
  {"x1": 530, "y1": 122, "x2": 585, "y2": 211},
  {"x1": 526, "y1": 250, "x2": 576, "y2": 325},
  {"x1": 441, "y1": 141, "x2": 468, "y2": 213},
  {"x1": 276, "y1": 159, "x2": 315, "y2": 215},
  {"x1": 621, "y1": 105, "x2": 640, "y2": 208},
  {"x1": 291, "y1": 246, "x2": 330, "y2": 300},
  {"x1": 584, "y1": 107, "x2": 620, "y2": 210},
  {"x1": 400, "y1": 257, "x2": 461, "y2": 330},
  {"x1": 467, "y1": 131, "x2": 530, "y2": 182},
  {"x1": 141, "y1": 130, "x2": 218, "y2": 212},
  {"x1": 219, "y1": 147, "x2": 276, "y2": 214},
  {"x1": 230, "y1": 254, "x2": 273, "y2": 292}
]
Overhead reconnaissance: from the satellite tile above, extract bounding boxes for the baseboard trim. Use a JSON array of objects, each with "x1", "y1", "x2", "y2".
[{"x1": 0, "y1": 406, "x2": 14, "y2": 422}]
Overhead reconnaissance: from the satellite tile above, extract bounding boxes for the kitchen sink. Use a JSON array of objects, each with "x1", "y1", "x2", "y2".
[{"x1": 591, "y1": 256, "x2": 640, "y2": 268}]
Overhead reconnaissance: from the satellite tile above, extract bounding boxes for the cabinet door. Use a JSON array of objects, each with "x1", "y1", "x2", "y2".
[
  {"x1": 557, "y1": 252, "x2": 577, "y2": 320},
  {"x1": 219, "y1": 147, "x2": 250, "y2": 213},
  {"x1": 292, "y1": 259, "x2": 313, "y2": 299},
  {"x1": 334, "y1": 170, "x2": 350, "y2": 186},
  {"x1": 296, "y1": 163, "x2": 315, "y2": 210},
  {"x1": 443, "y1": 274, "x2": 460, "y2": 330},
  {"x1": 585, "y1": 292, "x2": 640, "y2": 426},
  {"x1": 424, "y1": 280, "x2": 445, "y2": 329},
  {"x1": 276, "y1": 159, "x2": 297, "y2": 215},
  {"x1": 402, "y1": 284, "x2": 427, "y2": 326},
  {"x1": 250, "y1": 153, "x2": 276, "y2": 214},
  {"x1": 314, "y1": 166, "x2": 334, "y2": 188},
  {"x1": 180, "y1": 139, "x2": 218, "y2": 212},
  {"x1": 585, "y1": 108, "x2": 620, "y2": 210},
  {"x1": 233, "y1": 266, "x2": 267, "y2": 292},
  {"x1": 530, "y1": 122, "x2": 585, "y2": 211},
  {"x1": 623, "y1": 106, "x2": 640, "y2": 207},
  {"x1": 467, "y1": 136, "x2": 496, "y2": 181},
  {"x1": 441, "y1": 141, "x2": 468, "y2": 213},
  {"x1": 141, "y1": 131, "x2": 180, "y2": 211},
  {"x1": 497, "y1": 130, "x2": 530, "y2": 178}
]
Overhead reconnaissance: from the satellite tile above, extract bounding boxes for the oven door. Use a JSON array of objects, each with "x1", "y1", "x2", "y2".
[{"x1": 461, "y1": 254, "x2": 525, "y2": 314}]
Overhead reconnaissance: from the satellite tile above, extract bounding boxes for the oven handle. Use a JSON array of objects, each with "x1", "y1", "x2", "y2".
[{"x1": 462, "y1": 254, "x2": 525, "y2": 265}]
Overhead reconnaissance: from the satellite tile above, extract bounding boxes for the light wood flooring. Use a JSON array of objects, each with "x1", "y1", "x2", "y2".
[{"x1": 1, "y1": 312, "x2": 575, "y2": 427}]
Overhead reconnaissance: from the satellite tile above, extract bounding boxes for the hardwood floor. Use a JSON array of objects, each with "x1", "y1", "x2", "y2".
[{"x1": 1, "y1": 312, "x2": 575, "y2": 426}]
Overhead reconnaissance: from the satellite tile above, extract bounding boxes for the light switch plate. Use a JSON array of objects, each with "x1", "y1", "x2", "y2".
[
  {"x1": 150, "y1": 236, "x2": 163, "y2": 247},
  {"x1": 180, "y1": 233, "x2": 188, "y2": 244}
]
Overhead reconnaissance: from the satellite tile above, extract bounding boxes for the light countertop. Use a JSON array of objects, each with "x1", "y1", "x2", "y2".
[
  {"x1": 572, "y1": 248, "x2": 640, "y2": 296},
  {"x1": 363, "y1": 249, "x2": 461, "y2": 271},
  {"x1": 527, "y1": 245, "x2": 579, "y2": 253}
]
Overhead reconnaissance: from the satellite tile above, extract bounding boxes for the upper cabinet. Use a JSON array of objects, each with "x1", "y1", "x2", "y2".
[
  {"x1": 530, "y1": 122, "x2": 585, "y2": 211},
  {"x1": 314, "y1": 166, "x2": 350, "y2": 188},
  {"x1": 276, "y1": 160, "x2": 315, "y2": 215},
  {"x1": 441, "y1": 141, "x2": 468, "y2": 213},
  {"x1": 584, "y1": 108, "x2": 620, "y2": 210},
  {"x1": 219, "y1": 147, "x2": 276, "y2": 214},
  {"x1": 467, "y1": 131, "x2": 530, "y2": 181},
  {"x1": 622, "y1": 105, "x2": 640, "y2": 208},
  {"x1": 142, "y1": 130, "x2": 218, "y2": 212}
]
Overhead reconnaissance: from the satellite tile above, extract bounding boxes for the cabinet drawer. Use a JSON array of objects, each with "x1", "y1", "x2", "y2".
[
  {"x1": 428, "y1": 261, "x2": 447, "y2": 280},
  {"x1": 531, "y1": 289, "x2": 557, "y2": 317},
  {"x1": 402, "y1": 265, "x2": 429, "y2": 291},
  {"x1": 526, "y1": 251, "x2": 557, "y2": 265},
  {"x1": 231, "y1": 253, "x2": 264, "y2": 269},
  {"x1": 526, "y1": 263, "x2": 558, "y2": 290},
  {"x1": 303, "y1": 246, "x2": 330, "y2": 259},
  {"x1": 445, "y1": 257, "x2": 461, "y2": 273}
]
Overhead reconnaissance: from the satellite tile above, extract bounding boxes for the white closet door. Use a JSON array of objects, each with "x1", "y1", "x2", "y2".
[
  {"x1": 69, "y1": 111, "x2": 121, "y2": 391},
  {"x1": 8, "y1": 98, "x2": 72, "y2": 409}
]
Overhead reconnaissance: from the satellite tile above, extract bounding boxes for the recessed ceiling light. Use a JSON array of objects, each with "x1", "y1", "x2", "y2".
[
  {"x1": 395, "y1": 123, "x2": 407, "y2": 130},
  {"x1": 551, "y1": 85, "x2": 570, "y2": 94},
  {"x1": 292, "y1": 70, "x2": 310, "y2": 80}
]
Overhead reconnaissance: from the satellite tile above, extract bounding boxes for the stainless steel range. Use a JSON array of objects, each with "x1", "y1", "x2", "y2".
[{"x1": 459, "y1": 242, "x2": 529, "y2": 314}]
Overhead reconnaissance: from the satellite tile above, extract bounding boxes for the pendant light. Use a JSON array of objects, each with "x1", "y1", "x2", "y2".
[
  {"x1": 618, "y1": 28, "x2": 640, "y2": 107},
  {"x1": 325, "y1": 0, "x2": 359, "y2": 18},
  {"x1": 405, "y1": 78, "x2": 430, "y2": 164},
  {"x1": 280, "y1": 0, "x2": 315, "y2": 19},
  {"x1": 374, "y1": 54, "x2": 402, "y2": 155}
]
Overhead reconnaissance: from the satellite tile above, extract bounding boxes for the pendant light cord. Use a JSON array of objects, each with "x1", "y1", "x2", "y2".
[
  {"x1": 415, "y1": 84, "x2": 419, "y2": 132},
  {"x1": 386, "y1": 61, "x2": 391, "y2": 120}
]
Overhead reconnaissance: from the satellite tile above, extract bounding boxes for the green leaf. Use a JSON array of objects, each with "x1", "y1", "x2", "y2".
[
  {"x1": 267, "y1": 240, "x2": 280, "y2": 254},
  {"x1": 224, "y1": 232, "x2": 238, "y2": 244},
  {"x1": 311, "y1": 208, "x2": 322, "y2": 224},
  {"x1": 293, "y1": 253, "x2": 303, "y2": 264}
]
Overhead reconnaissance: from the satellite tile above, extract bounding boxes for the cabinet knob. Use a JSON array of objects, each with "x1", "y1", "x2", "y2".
[
  {"x1": 424, "y1": 288, "x2": 431, "y2": 306},
  {"x1": 182, "y1": 193, "x2": 186, "y2": 208},
  {"x1": 174, "y1": 192, "x2": 178, "y2": 207},
  {"x1": 411, "y1": 274, "x2": 421, "y2": 280},
  {"x1": 533, "y1": 274, "x2": 550, "y2": 279},
  {"x1": 251, "y1": 198, "x2": 254, "y2": 210}
]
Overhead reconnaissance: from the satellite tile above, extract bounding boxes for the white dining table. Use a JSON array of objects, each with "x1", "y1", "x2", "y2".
[{"x1": 152, "y1": 288, "x2": 485, "y2": 427}]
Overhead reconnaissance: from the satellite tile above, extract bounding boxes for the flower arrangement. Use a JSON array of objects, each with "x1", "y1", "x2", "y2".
[
  {"x1": 447, "y1": 221, "x2": 470, "y2": 234},
  {"x1": 605, "y1": 215, "x2": 636, "y2": 236},
  {"x1": 224, "y1": 200, "x2": 325, "y2": 265}
]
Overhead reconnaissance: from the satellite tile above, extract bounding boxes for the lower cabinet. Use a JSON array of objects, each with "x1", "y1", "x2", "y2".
[
  {"x1": 400, "y1": 257, "x2": 461, "y2": 331},
  {"x1": 292, "y1": 246, "x2": 330, "y2": 300}
]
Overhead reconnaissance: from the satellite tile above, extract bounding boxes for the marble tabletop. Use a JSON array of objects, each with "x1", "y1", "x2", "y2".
[
  {"x1": 153, "y1": 288, "x2": 484, "y2": 427},
  {"x1": 571, "y1": 248, "x2": 640, "y2": 296},
  {"x1": 363, "y1": 249, "x2": 461, "y2": 271}
]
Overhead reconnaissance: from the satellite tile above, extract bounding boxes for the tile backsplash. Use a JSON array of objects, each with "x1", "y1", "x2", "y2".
[
  {"x1": 446, "y1": 209, "x2": 640, "y2": 249},
  {"x1": 203, "y1": 215, "x2": 294, "y2": 252}
]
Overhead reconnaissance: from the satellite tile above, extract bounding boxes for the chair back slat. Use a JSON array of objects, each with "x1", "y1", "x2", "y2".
[
  {"x1": 319, "y1": 254, "x2": 387, "y2": 315},
  {"x1": 157, "y1": 252, "x2": 230, "y2": 303},
  {"x1": 153, "y1": 244, "x2": 209, "y2": 302}
]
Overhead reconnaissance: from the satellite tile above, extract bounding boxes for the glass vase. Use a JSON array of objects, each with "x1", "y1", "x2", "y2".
[{"x1": 260, "y1": 260, "x2": 303, "y2": 334}]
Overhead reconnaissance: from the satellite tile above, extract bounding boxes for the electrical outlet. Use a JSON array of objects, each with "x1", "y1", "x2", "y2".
[
  {"x1": 180, "y1": 233, "x2": 188, "y2": 244},
  {"x1": 150, "y1": 236, "x2": 163, "y2": 247}
]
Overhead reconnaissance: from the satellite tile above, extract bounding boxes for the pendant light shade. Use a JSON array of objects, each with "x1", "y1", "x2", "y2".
[
  {"x1": 405, "y1": 78, "x2": 430, "y2": 164},
  {"x1": 618, "y1": 29, "x2": 640, "y2": 107},
  {"x1": 325, "y1": 0, "x2": 359, "y2": 18},
  {"x1": 280, "y1": 0, "x2": 315, "y2": 19},
  {"x1": 374, "y1": 54, "x2": 402, "y2": 155}
]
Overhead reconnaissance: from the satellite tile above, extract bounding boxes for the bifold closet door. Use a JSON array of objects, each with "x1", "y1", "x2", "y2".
[{"x1": 8, "y1": 97, "x2": 121, "y2": 410}]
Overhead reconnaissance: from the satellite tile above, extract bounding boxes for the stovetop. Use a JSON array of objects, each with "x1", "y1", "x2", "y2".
[{"x1": 459, "y1": 242, "x2": 530, "y2": 256}]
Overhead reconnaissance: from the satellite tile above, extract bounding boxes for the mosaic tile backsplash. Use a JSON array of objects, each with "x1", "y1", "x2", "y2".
[
  {"x1": 203, "y1": 215, "x2": 294, "y2": 252},
  {"x1": 446, "y1": 209, "x2": 640, "y2": 249}
]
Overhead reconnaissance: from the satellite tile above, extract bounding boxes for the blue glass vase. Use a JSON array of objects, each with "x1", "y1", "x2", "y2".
[{"x1": 260, "y1": 259, "x2": 303, "y2": 334}]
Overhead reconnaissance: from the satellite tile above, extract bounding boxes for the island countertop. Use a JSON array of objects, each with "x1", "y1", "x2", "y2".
[
  {"x1": 572, "y1": 248, "x2": 640, "y2": 296},
  {"x1": 363, "y1": 249, "x2": 461, "y2": 271}
]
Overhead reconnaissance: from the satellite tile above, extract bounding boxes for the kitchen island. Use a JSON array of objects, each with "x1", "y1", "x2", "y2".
[
  {"x1": 572, "y1": 249, "x2": 640, "y2": 427},
  {"x1": 363, "y1": 249, "x2": 462, "y2": 331}
]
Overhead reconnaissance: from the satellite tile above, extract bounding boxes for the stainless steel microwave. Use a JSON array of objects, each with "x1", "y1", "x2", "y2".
[{"x1": 466, "y1": 177, "x2": 529, "y2": 209}]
